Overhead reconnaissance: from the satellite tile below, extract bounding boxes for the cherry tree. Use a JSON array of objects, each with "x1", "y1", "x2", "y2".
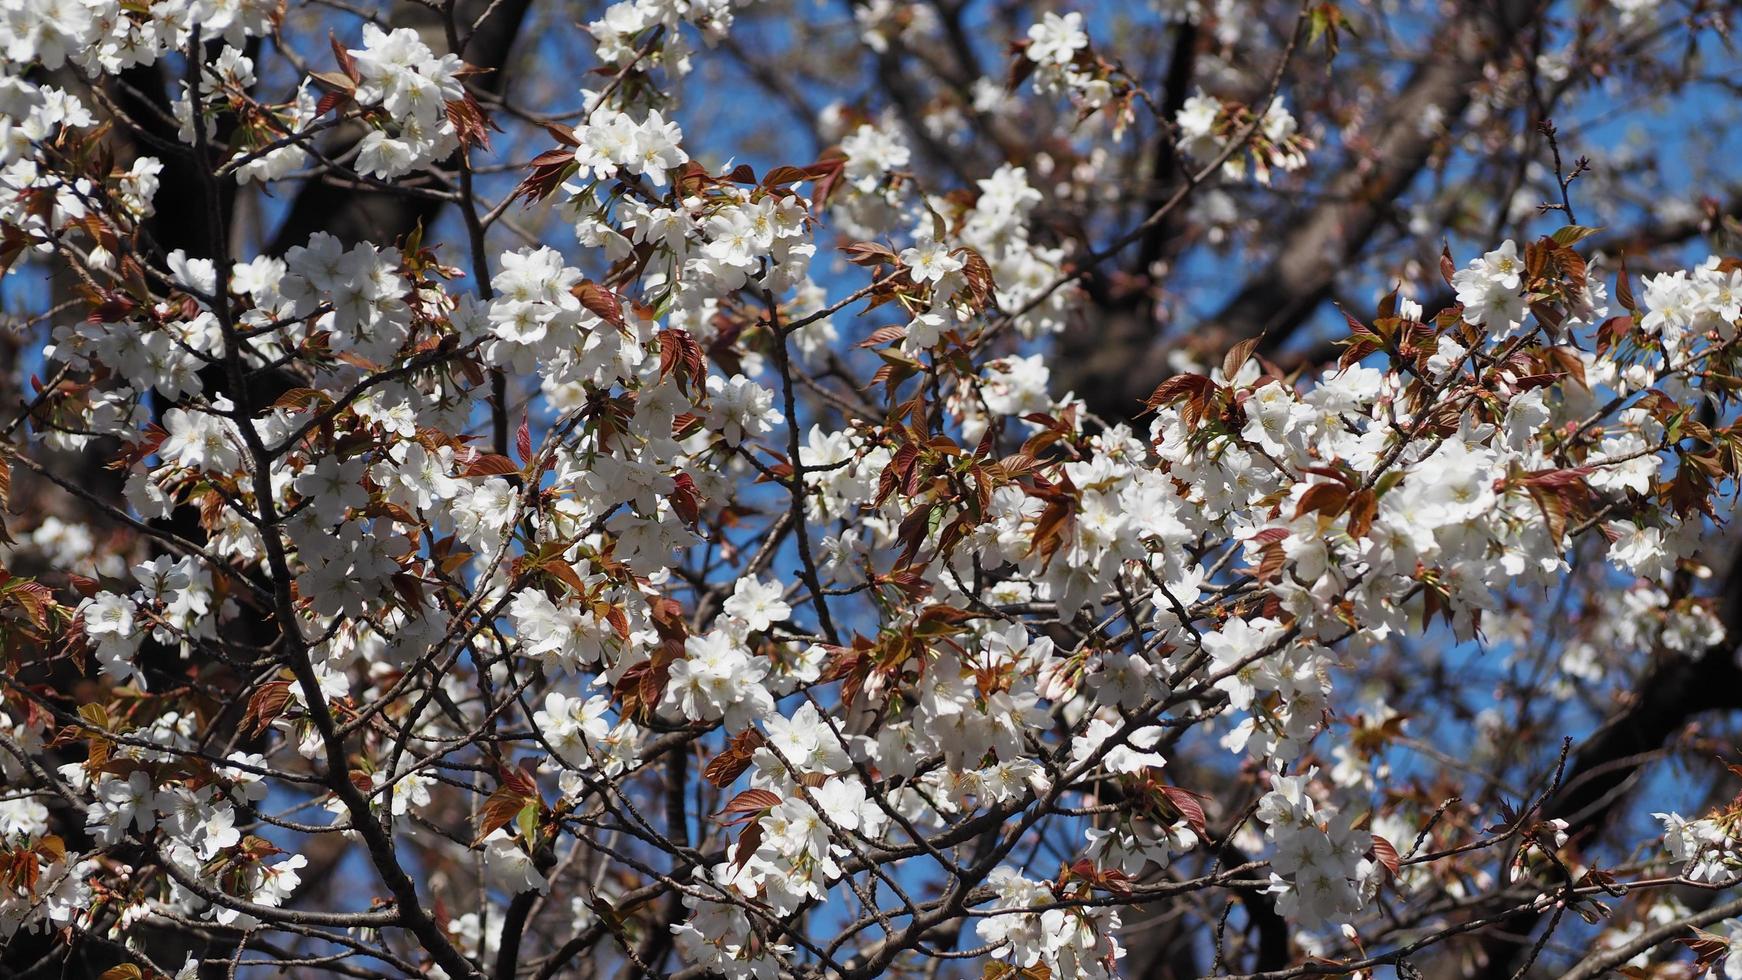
[{"x1": 3, "y1": 0, "x2": 1742, "y2": 978}]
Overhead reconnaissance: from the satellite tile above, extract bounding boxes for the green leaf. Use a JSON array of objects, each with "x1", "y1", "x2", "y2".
[
  {"x1": 1550, "y1": 224, "x2": 1602, "y2": 246},
  {"x1": 516, "y1": 801, "x2": 540, "y2": 847}
]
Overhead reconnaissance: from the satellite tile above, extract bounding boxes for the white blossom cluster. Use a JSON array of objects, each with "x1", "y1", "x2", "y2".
[{"x1": 0, "y1": 1, "x2": 1738, "y2": 978}]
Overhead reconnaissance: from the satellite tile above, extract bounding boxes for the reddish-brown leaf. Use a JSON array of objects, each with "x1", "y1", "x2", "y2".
[
  {"x1": 858, "y1": 324, "x2": 908, "y2": 348},
  {"x1": 515, "y1": 413, "x2": 532, "y2": 464},
  {"x1": 670, "y1": 472, "x2": 702, "y2": 527},
  {"x1": 1370, "y1": 833, "x2": 1402, "y2": 878},
  {"x1": 330, "y1": 31, "x2": 359, "y2": 82},
  {"x1": 1160, "y1": 785, "x2": 1210, "y2": 836},
  {"x1": 314, "y1": 88, "x2": 349, "y2": 118},
  {"x1": 1294, "y1": 482, "x2": 1350, "y2": 520},
  {"x1": 1222, "y1": 336, "x2": 1263, "y2": 382},
  {"x1": 500, "y1": 764, "x2": 539, "y2": 798},
  {"x1": 243, "y1": 680, "x2": 294, "y2": 737},
  {"x1": 474, "y1": 787, "x2": 530, "y2": 845},
  {"x1": 841, "y1": 241, "x2": 898, "y2": 267},
  {"x1": 716, "y1": 788, "x2": 780, "y2": 824},
  {"x1": 1346, "y1": 489, "x2": 1377, "y2": 539},
  {"x1": 732, "y1": 820, "x2": 764, "y2": 870},
  {"x1": 273, "y1": 387, "x2": 332, "y2": 412},
  {"x1": 573, "y1": 281, "x2": 626, "y2": 330},
  {"x1": 461, "y1": 453, "x2": 519, "y2": 477},
  {"x1": 703, "y1": 728, "x2": 767, "y2": 788}
]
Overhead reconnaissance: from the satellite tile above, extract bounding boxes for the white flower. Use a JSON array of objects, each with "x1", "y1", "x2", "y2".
[
  {"x1": 723, "y1": 577, "x2": 791, "y2": 633},
  {"x1": 899, "y1": 242, "x2": 964, "y2": 284},
  {"x1": 1724, "y1": 919, "x2": 1742, "y2": 980},
  {"x1": 663, "y1": 630, "x2": 774, "y2": 730},
  {"x1": 626, "y1": 110, "x2": 687, "y2": 184},
  {"x1": 1027, "y1": 11, "x2": 1088, "y2": 66},
  {"x1": 704, "y1": 375, "x2": 783, "y2": 446},
  {"x1": 160, "y1": 407, "x2": 242, "y2": 473},
  {"x1": 1607, "y1": 521, "x2": 1672, "y2": 580},
  {"x1": 1452, "y1": 240, "x2": 1528, "y2": 335},
  {"x1": 484, "y1": 830, "x2": 547, "y2": 894}
]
